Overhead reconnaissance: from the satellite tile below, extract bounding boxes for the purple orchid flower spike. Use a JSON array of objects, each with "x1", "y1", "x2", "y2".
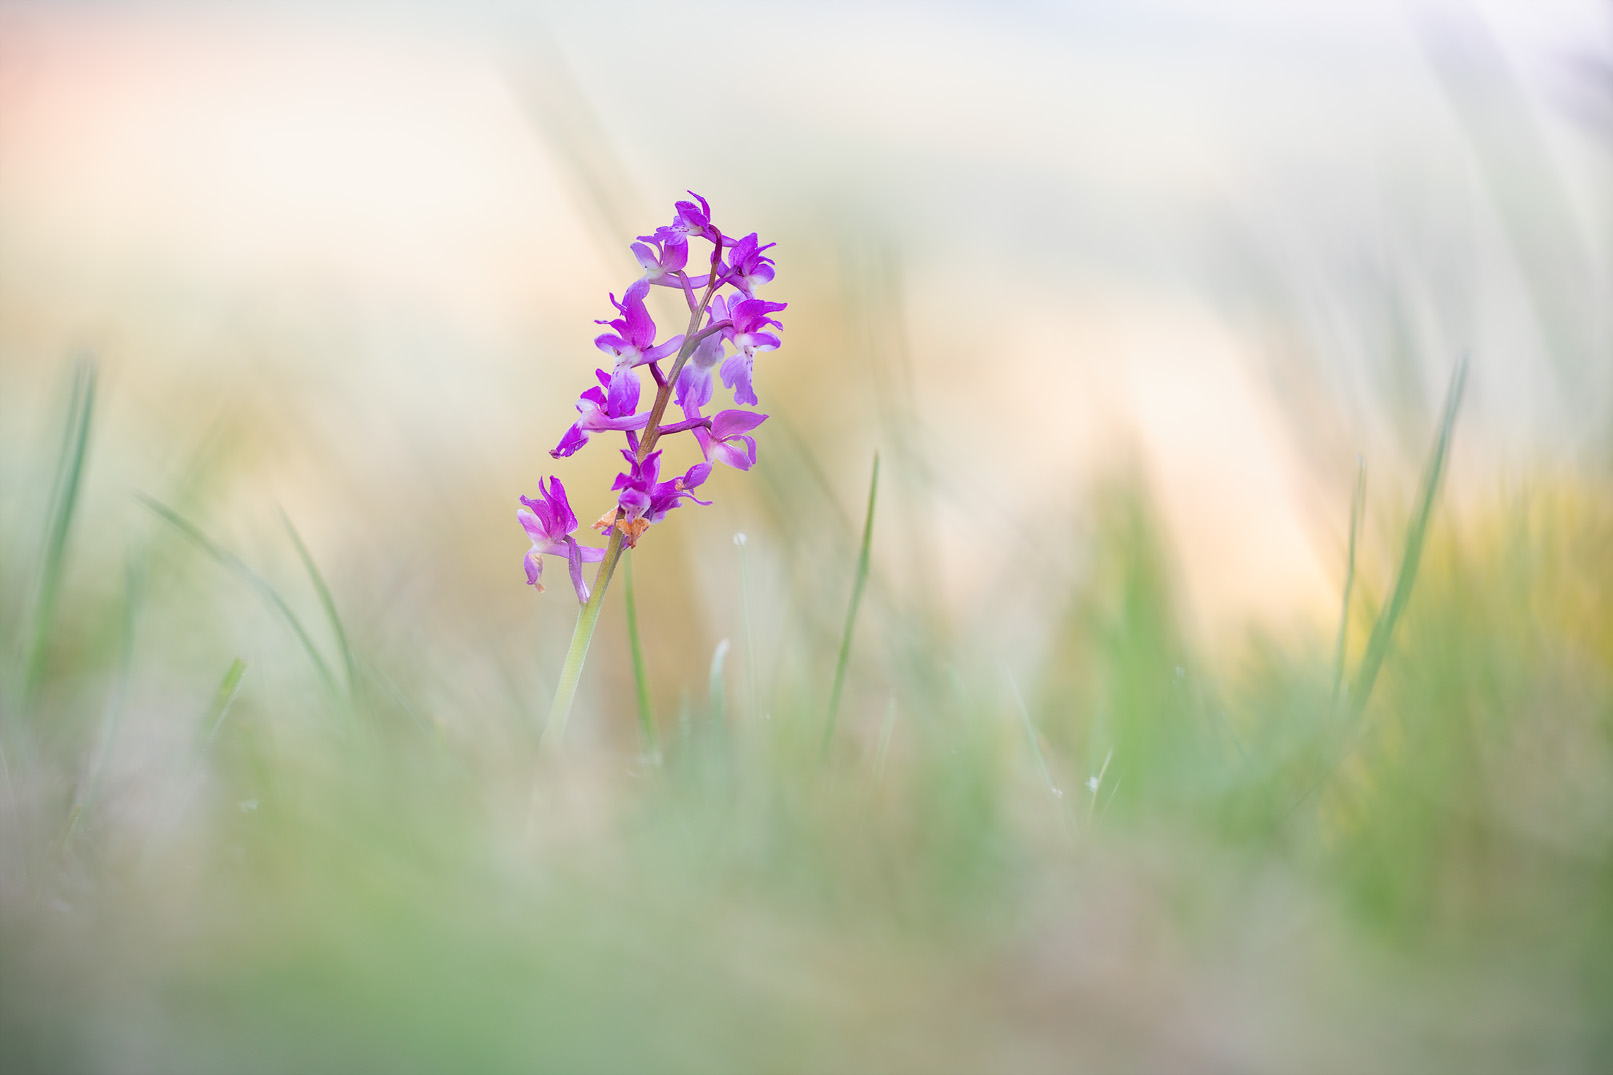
[
  {"x1": 552, "y1": 370, "x2": 652, "y2": 459},
  {"x1": 525, "y1": 192, "x2": 787, "y2": 744},
  {"x1": 517, "y1": 477, "x2": 606, "y2": 603},
  {"x1": 594, "y1": 279, "x2": 683, "y2": 414},
  {"x1": 717, "y1": 296, "x2": 787, "y2": 406}
]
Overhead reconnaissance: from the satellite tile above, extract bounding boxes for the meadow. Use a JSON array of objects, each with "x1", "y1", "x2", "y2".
[{"x1": 2, "y1": 4, "x2": 1611, "y2": 1072}]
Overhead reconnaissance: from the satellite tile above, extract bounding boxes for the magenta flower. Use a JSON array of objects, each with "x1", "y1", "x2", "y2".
[
  {"x1": 551, "y1": 370, "x2": 652, "y2": 459},
  {"x1": 594, "y1": 280, "x2": 682, "y2": 415},
  {"x1": 716, "y1": 296, "x2": 787, "y2": 407},
  {"x1": 517, "y1": 477, "x2": 606, "y2": 603},
  {"x1": 631, "y1": 238, "x2": 689, "y2": 285},
  {"x1": 639, "y1": 191, "x2": 717, "y2": 251},
  {"x1": 694, "y1": 408, "x2": 768, "y2": 471},
  {"x1": 601, "y1": 449, "x2": 712, "y2": 547},
  {"x1": 723, "y1": 232, "x2": 777, "y2": 297}
]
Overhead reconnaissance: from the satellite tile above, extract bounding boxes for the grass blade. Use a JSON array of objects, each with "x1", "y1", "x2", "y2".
[
  {"x1": 1330, "y1": 456, "x2": 1367, "y2": 708},
  {"x1": 200, "y1": 657, "x2": 249, "y2": 751},
  {"x1": 623, "y1": 551, "x2": 659, "y2": 762},
  {"x1": 1348, "y1": 357, "x2": 1467, "y2": 718},
  {"x1": 23, "y1": 360, "x2": 96, "y2": 703},
  {"x1": 822, "y1": 453, "x2": 879, "y2": 757},
  {"x1": 136, "y1": 494, "x2": 340, "y2": 702},
  {"x1": 1285, "y1": 358, "x2": 1468, "y2": 819},
  {"x1": 282, "y1": 510, "x2": 358, "y2": 709}
]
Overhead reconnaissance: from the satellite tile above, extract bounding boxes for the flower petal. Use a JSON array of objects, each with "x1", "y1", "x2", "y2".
[
  {"x1": 564, "y1": 536, "x2": 590, "y2": 604},
  {"x1": 711, "y1": 409, "x2": 767, "y2": 439},
  {"x1": 551, "y1": 423, "x2": 589, "y2": 459},
  {"x1": 720, "y1": 353, "x2": 758, "y2": 406}
]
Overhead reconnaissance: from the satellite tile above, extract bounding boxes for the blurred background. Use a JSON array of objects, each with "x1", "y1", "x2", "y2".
[{"x1": 1, "y1": 1, "x2": 1610, "y2": 1071}]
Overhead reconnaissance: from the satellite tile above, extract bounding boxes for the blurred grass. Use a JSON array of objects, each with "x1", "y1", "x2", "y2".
[{"x1": 2, "y1": 350, "x2": 1611, "y2": 1072}]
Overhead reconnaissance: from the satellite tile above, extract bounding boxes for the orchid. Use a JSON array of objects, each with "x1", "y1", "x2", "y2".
[
  {"x1": 593, "y1": 280, "x2": 682, "y2": 415},
  {"x1": 717, "y1": 296, "x2": 786, "y2": 407},
  {"x1": 723, "y1": 233, "x2": 777, "y2": 297},
  {"x1": 602, "y1": 449, "x2": 714, "y2": 547},
  {"x1": 517, "y1": 478, "x2": 605, "y2": 603},
  {"x1": 518, "y1": 191, "x2": 787, "y2": 742},
  {"x1": 551, "y1": 371, "x2": 652, "y2": 460},
  {"x1": 683, "y1": 404, "x2": 768, "y2": 471}
]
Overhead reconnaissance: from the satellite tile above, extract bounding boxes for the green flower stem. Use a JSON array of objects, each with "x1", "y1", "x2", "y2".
[{"x1": 543, "y1": 528, "x2": 625, "y2": 749}]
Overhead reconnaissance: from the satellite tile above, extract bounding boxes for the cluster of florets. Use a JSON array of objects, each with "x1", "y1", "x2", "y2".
[{"x1": 518, "y1": 193, "x2": 784, "y2": 601}]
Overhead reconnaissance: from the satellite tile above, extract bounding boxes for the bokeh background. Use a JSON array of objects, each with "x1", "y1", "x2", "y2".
[{"x1": 2, "y1": 1, "x2": 1611, "y2": 1071}]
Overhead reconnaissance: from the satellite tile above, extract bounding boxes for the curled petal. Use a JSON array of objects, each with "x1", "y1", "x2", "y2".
[
  {"x1": 523, "y1": 549, "x2": 544, "y2": 589},
  {"x1": 682, "y1": 461, "x2": 713, "y2": 490},
  {"x1": 541, "y1": 476, "x2": 578, "y2": 535},
  {"x1": 621, "y1": 280, "x2": 656, "y2": 349},
  {"x1": 551, "y1": 423, "x2": 589, "y2": 459},
  {"x1": 631, "y1": 241, "x2": 661, "y2": 276},
  {"x1": 517, "y1": 503, "x2": 551, "y2": 540}
]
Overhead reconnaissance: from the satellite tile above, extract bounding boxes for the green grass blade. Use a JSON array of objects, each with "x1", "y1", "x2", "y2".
[
  {"x1": 1348, "y1": 357, "x2": 1467, "y2": 718},
  {"x1": 623, "y1": 551, "x2": 658, "y2": 762},
  {"x1": 1330, "y1": 456, "x2": 1367, "y2": 708},
  {"x1": 1284, "y1": 359, "x2": 1468, "y2": 820},
  {"x1": 136, "y1": 494, "x2": 340, "y2": 701},
  {"x1": 282, "y1": 511, "x2": 359, "y2": 708},
  {"x1": 822, "y1": 453, "x2": 880, "y2": 758},
  {"x1": 200, "y1": 657, "x2": 249, "y2": 751},
  {"x1": 23, "y1": 360, "x2": 96, "y2": 703}
]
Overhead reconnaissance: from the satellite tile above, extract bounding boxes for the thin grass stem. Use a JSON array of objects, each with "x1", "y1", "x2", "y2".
[
  {"x1": 542, "y1": 529, "x2": 625, "y2": 750},
  {"x1": 1348, "y1": 357, "x2": 1467, "y2": 718},
  {"x1": 283, "y1": 511, "x2": 359, "y2": 710},
  {"x1": 822, "y1": 453, "x2": 879, "y2": 758},
  {"x1": 623, "y1": 551, "x2": 659, "y2": 762},
  {"x1": 1330, "y1": 456, "x2": 1367, "y2": 708},
  {"x1": 1286, "y1": 357, "x2": 1467, "y2": 817},
  {"x1": 23, "y1": 361, "x2": 96, "y2": 705}
]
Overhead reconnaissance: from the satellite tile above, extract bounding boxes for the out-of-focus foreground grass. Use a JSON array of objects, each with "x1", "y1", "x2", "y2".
[{"x1": 1, "y1": 358, "x2": 1611, "y2": 1072}]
